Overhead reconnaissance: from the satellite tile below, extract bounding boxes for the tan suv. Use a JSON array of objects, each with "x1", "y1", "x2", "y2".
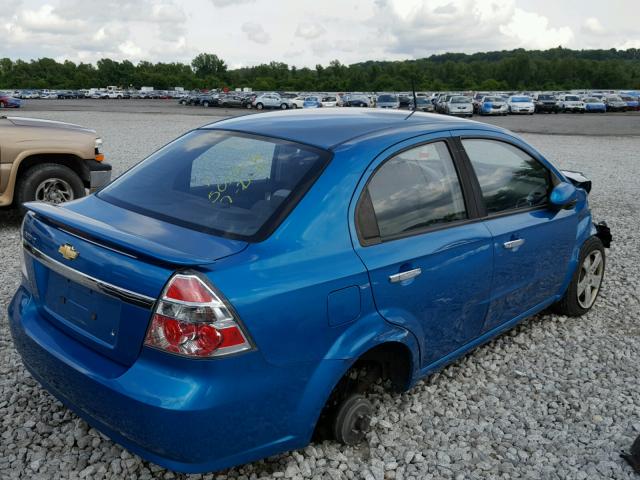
[{"x1": 0, "y1": 116, "x2": 111, "y2": 210}]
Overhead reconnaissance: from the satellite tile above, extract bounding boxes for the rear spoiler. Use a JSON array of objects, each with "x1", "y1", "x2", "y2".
[
  {"x1": 24, "y1": 202, "x2": 216, "y2": 266},
  {"x1": 561, "y1": 170, "x2": 592, "y2": 193}
]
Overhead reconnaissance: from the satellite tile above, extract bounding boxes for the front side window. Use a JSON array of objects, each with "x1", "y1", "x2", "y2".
[
  {"x1": 462, "y1": 139, "x2": 552, "y2": 215},
  {"x1": 99, "y1": 130, "x2": 330, "y2": 240},
  {"x1": 360, "y1": 141, "x2": 467, "y2": 241}
]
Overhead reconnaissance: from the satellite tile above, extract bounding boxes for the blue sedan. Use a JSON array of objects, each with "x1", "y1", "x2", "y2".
[
  {"x1": 10, "y1": 110, "x2": 610, "y2": 473},
  {"x1": 583, "y1": 97, "x2": 606, "y2": 113},
  {"x1": 0, "y1": 93, "x2": 21, "y2": 108}
]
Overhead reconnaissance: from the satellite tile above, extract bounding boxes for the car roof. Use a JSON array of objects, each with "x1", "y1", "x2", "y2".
[{"x1": 202, "y1": 109, "x2": 503, "y2": 150}]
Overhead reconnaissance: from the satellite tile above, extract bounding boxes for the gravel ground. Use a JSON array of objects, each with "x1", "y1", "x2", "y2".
[{"x1": 1, "y1": 110, "x2": 639, "y2": 479}]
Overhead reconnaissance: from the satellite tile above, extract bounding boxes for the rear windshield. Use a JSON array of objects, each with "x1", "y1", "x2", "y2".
[
  {"x1": 98, "y1": 130, "x2": 331, "y2": 241},
  {"x1": 378, "y1": 95, "x2": 397, "y2": 102}
]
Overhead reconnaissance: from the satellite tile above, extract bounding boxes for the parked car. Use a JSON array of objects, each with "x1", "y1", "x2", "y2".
[
  {"x1": 604, "y1": 95, "x2": 628, "y2": 112},
  {"x1": 218, "y1": 95, "x2": 245, "y2": 108},
  {"x1": 534, "y1": 94, "x2": 559, "y2": 113},
  {"x1": 507, "y1": 95, "x2": 535, "y2": 114},
  {"x1": 620, "y1": 95, "x2": 639, "y2": 111},
  {"x1": 398, "y1": 94, "x2": 412, "y2": 108},
  {"x1": 0, "y1": 94, "x2": 21, "y2": 108},
  {"x1": 0, "y1": 116, "x2": 110, "y2": 210},
  {"x1": 290, "y1": 96, "x2": 306, "y2": 109},
  {"x1": 408, "y1": 97, "x2": 435, "y2": 112},
  {"x1": 344, "y1": 94, "x2": 370, "y2": 107},
  {"x1": 252, "y1": 93, "x2": 291, "y2": 110},
  {"x1": 583, "y1": 97, "x2": 606, "y2": 113},
  {"x1": 199, "y1": 94, "x2": 219, "y2": 108},
  {"x1": 434, "y1": 94, "x2": 453, "y2": 113},
  {"x1": 376, "y1": 94, "x2": 400, "y2": 109},
  {"x1": 321, "y1": 96, "x2": 338, "y2": 108},
  {"x1": 445, "y1": 95, "x2": 474, "y2": 117},
  {"x1": 302, "y1": 95, "x2": 323, "y2": 108},
  {"x1": 557, "y1": 94, "x2": 586, "y2": 113},
  {"x1": 9, "y1": 109, "x2": 610, "y2": 474},
  {"x1": 478, "y1": 95, "x2": 508, "y2": 115}
]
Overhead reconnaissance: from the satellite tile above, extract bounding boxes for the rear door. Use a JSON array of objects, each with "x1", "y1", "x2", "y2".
[
  {"x1": 351, "y1": 134, "x2": 494, "y2": 368},
  {"x1": 457, "y1": 134, "x2": 577, "y2": 331}
]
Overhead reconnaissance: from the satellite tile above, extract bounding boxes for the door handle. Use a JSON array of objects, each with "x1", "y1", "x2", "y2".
[
  {"x1": 389, "y1": 268, "x2": 422, "y2": 283},
  {"x1": 503, "y1": 238, "x2": 525, "y2": 250}
]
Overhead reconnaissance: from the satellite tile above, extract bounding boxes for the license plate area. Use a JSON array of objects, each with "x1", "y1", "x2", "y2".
[{"x1": 44, "y1": 271, "x2": 121, "y2": 347}]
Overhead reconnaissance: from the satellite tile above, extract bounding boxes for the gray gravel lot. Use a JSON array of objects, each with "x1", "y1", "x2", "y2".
[{"x1": 1, "y1": 106, "x2": 639, "y2": 479}]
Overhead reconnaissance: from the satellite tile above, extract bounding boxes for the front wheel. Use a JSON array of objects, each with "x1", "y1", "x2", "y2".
[
  {"x1": 16, "y1": 163, "x2": 85, "y2": 213},
  {"x1": 552, "y1": 236, "x2": 605, "y2": 316},
  {"x1": 280, "y1": 103, "x2": 288, "y2": 110},
  {"x1": 255, "y1": 103, "x2": 264, "y2": 110},
  {"x1": 291, "y1": 103, "x2": 298, "y2": 109}
]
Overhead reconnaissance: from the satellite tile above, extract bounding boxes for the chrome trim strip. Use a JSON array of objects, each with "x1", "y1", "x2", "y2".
[{"x1": 24, "y1": 242, "x2": 156, "y2": 309}]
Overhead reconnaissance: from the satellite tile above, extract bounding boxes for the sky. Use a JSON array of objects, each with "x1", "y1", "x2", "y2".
[{"x1": 0, "y1": 0, "x2": 637, "y2": 68}]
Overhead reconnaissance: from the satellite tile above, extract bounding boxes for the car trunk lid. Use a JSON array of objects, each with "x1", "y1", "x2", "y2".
[{"x1": 22, "y1": 198, "x2": 248, "y2": 367}]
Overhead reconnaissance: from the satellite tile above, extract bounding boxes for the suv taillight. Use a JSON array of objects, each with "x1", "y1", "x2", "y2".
[{"x1": 144, "y1": 273, "x2": 253, "y2": 358}]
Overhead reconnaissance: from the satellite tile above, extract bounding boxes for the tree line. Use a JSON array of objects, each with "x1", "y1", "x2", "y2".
[{"x1": 1, "y1": 47, "x2": 640, "y2": 92}]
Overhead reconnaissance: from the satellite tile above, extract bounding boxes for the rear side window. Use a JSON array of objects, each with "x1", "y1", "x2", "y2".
[
  {"x1": 359, "y1": 141, "x2": 467, "y2": 241},
  {"x1": 99, "y1": 130, "x2": 330, "y2": 241},
  {"x1": 462, "y1": 139, "x2": 552, "y2": 215}
]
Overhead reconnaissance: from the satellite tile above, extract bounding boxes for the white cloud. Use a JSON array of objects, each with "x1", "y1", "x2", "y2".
[
  {"x1": 582, "y1": 17, "x2": 605, "y2": 35},
  {"x1": 0, "y1": 0, "x2": 636, "y2": 68},
  {"x1": 500, "y1": 8, "x2": 574, "y2": 49},
  {"x1": 295, "y1": 22, "x2": 326, "y2": 40},
  {"x1": 241, "y1": 22, "x2": 270, "y2": 44},
  {"x1": 211, "y1": 0, "x2": 254, "y2": 6}
]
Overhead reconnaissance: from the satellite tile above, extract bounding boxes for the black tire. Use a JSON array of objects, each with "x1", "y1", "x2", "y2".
[
  {"x1": 333, "y1": 394, "x2": 372, "y2": 445},
  {"x1": 16, "y1": 163, "x2": 85, "y2": 213},
  {"x1": 552, "y1": 236, "x2": 605, "y2": 317},
  {"x1": 256, "y1": 103, "x2": 264, "y2": 110},
  {"x1": 203, "y1": 101, "x2": 209, "y2": 108},
  {"x1": 291, "y1": 103, "x2": 298, "y2": 109},
  {"x1": 280, "y1": 103, "x2": 288, "y2": 110}
]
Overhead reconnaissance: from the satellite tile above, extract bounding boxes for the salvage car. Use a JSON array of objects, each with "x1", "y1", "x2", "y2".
[
  {"x1": 445, "y1": 95, "x2": 473, "y2": 117},
  {"x1": 478, "y1": 95, "x2": 508, "y2": 115},
  {"x1": 10, "y1": 110, "x2": 609, "y2": 473},
  {"x1": 583, "y1": 97, "x2": 606, "y2": 113},
  {"x1": 507, "y1": 95, "x2": 535, "y2": 114},
  {"x1": 604, "y1": 95, "x2": 628, "y2": 112},
  {"x1": 558, "y1": 94, "x2": 586, "y2": 113},
  {"x1": 252, "y1": 93, "x2": 291, "y2": 110},
  {"x1": 0, "y1": 94, "x2": 21, "y2": 108},
  {"x1": 0, "y1": 116, "x2": 111, "y2": 210},
  {"x1": 376, "y1": 94, "x2": 400, "y2": 109},
  {"x1": 534, "y1": 94, "x2": 559, "y2": 113}
]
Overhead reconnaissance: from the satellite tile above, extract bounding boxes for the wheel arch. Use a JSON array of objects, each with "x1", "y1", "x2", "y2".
[
  {"x1": 1, "y1": 151, "x2": 88, "y2": 206},
  {"x1": 291, "y1": 314, "x2": 420, "y2": 445}
]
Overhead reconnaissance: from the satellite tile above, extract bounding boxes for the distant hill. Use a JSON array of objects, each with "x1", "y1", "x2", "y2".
[{"x1": 2, "y1": 47, "x2": 639, "y2": 91}]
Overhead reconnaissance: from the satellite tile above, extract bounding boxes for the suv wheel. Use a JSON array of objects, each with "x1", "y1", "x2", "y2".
[
  {"x1": 280, "y1": 103, "x2": 288, "y2": 110},
  {"x1": 16, "y1": 163, "x2": 85, "y2": 212},
  {"x1": 552, "y1": 236, "x2": 605, "y2": 316},
  {"x1": 255, "y1": 103, "x2": 264, "y2": 110}
]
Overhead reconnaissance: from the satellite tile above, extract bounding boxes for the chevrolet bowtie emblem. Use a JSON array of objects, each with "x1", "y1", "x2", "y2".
[{"x1": 58, "y1": 244, "x2": 79, "y2": 261}]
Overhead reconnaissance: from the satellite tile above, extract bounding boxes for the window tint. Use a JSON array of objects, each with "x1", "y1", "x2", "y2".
[
  {"x1": 462, "y1": 139, "x2": 551, "y2": 214},
  {"x1": 99, "y1": 130, "x2": 330, "y2": 240},
  {"x1": 363, "y1": 142, "x2": 467, "y2": 239}
]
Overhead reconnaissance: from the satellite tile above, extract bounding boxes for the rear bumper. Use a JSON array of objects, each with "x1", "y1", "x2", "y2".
[{"x1": 8, "y1": 286, "x2": 324, "y2": 473}]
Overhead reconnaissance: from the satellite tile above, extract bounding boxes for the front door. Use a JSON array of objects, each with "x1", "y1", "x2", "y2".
[
  {"x1": 459, "y1": 137, "x2": 578, "y2": 331},
  {"x1": 352, "y1": 137, "x2": 494, "y2": 368}
]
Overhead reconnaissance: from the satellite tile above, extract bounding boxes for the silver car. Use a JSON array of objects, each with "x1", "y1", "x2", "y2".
[
  {"x1": 445, "y1": 96, "x2": 473, "y2": 117},
  {"x1": 376, "y1": 94, "x2": 400, "y2": 109}
]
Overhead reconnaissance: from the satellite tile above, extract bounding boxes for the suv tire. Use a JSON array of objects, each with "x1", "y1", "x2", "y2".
[
  {"x1": 16, "y1": 163, "x2": 85, "y2": 213},
  {"x1": 552, "y1": 236, "x2": 605, "y2": 317}
]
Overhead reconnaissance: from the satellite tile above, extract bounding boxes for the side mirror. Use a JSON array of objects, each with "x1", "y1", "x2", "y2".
[{"x1": 549, "y1": 182, "x2": 577, "y2": 208}]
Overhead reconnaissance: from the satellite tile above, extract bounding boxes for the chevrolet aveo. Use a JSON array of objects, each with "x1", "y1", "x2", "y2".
[{"x1": 9, "y1": 110, "x2": 610, "y2": 473}]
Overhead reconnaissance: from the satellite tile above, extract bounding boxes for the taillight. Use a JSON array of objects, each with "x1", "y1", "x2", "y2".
[{"x1": 144, "y1": 273, "x2": 253, "y2": 358}]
